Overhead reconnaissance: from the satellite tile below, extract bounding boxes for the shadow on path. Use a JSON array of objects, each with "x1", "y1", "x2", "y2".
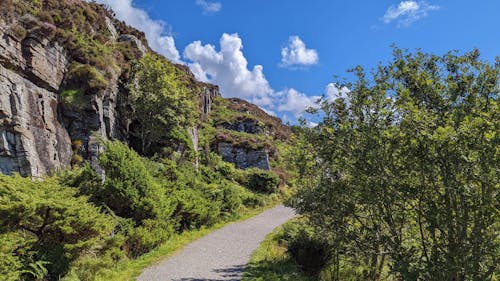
[{"x1": 172, "y1": 264, "x2": 246, "y2": 281}]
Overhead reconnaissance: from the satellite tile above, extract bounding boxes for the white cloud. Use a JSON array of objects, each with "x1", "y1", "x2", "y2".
[
  {"x1": 325, "y1": 83, "x2": 350, "y2": 103},
  {"x1": 184, "y1": 33, "x2": 274, "y2": 107},
  {"x1": 276, "y1": 88, "x2": 320, "y2": 117},
  {"x1": 94, "y1": 0, "x2": 181, "y2": 63},
  {"x1": 280, "y1": 36, "x2": 319, "y2": 68},
  {"x1": 307, "y1": 121, "x2": 319, "y2": 128},
  {"x1": 382, "y1": 1, "x2": 439, "y2": 27},
  {"x1": 195, "y1": 0, "x2": 221, "y2": 14}
]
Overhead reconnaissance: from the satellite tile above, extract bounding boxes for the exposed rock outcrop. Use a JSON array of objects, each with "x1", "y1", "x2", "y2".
[
  {"x1": 118, "y1": 34, "x2": 147, "y2": 56},
  {"x1": 0, "y1": 63, "x2": 72, "y2": 176},
  {"x1": 217, "y1": 142, "x2": 270, "y2": 170}
]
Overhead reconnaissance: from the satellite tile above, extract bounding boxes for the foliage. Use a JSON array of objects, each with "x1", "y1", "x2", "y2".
[
  {"x1": 281, "y1": 220, "x2": 331, "y2": 276},
  {"x1": 126, "y1": 54, "x2": 198, "y2": 156},
  {"x1": 240, "y1": 168, "x2": 281, "y2": 193},
  {"x1": 0, "y1": 174, "x2": 116, "y2": 280},
  {"x1": 291, "y1": 49, "x2": 500, "y2": 281},
  {"x1": 243, "y1": 221, "x2": 316, "y2": 281}
]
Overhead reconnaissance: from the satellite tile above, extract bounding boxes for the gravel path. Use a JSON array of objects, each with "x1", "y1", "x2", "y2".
[{"x1": 137, "y1": 205, "x2": 296, "y2": 281}]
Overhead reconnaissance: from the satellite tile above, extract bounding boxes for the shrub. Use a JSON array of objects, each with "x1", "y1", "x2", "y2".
[
  {"x1": 98, "y1": 141, "x2": 174, "y2": 223},
  {"x1": 0, "y1": 174, "x2": 116, "y2": 279},
  {"x1": 8, "y1": 24, "x2": 27, "y2": 40},
  {"x1": 124, "y1": 219, "x2": 172, "y2": 258},
  {"x1": 171, "y1": 188, "x2": 220, "y2": 231},
  {"x1": 67, "y1": 63, "x2": 109, "y2": 93},
  {"x1": 61, "y1": 88, "x2": 87, "y2": 110},
  {"x1": 240, "y1": 168, "x2": 280, "y2": 193},
  {"x1": 281, "y1": 221, "x2": 331, "y2": 276}
]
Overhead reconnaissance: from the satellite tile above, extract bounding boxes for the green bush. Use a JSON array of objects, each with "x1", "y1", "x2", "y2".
[
  {"x1": 240, "y1": 168, "x2": 280, "y2": 193},
  {"x1": 281, "y1": 221, "x2": 331, "y2": 276},
  {"x1": 98, "y1": 141, "x2": 174, "y2": 224},
  {"x1": 0, "y1": 174, "x2": 116, "y2": 280},
  {"x1": 124, "y1": 219, "x2": 172, "y2": 258},
  {"x1": 67, "y1": 63, "x2": 109, "y2": 93},
  {"x1": 172, "y1": 188, "x2": 221, "y2": 231}
]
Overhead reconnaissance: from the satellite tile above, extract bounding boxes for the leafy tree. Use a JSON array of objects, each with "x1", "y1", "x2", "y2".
[
  {"x1": 292, "y1": 49, "x2": 499, "y2": 281},
  {"x1": 126, "y1": 54, "x2": 198, "y2": 156}
]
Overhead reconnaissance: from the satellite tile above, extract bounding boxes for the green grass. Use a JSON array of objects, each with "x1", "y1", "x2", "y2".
[
  {"x1": 243, "y1": 222, "x2": 314, "y2": 281},
  {"x1": 94, "y1": 202, "x2": 280, "y2": 281}
]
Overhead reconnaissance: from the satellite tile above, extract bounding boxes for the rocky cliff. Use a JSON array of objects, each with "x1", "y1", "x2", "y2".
[
  {"x1": 0, "y1": 18, "x2": 72, "y2": 176},
  {"x1": 0, "y1": 1, "x2": 287, "y2": 177}
]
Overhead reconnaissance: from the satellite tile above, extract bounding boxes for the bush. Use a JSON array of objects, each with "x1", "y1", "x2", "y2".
[
  {"x1": 171, "y1": 188, "x2": 221, "y2": 231},
  {"x1": 124, "y1": 219, "x2": 172, "y2": 258},
  {"x1": 0, "y1": 174, "x2": 116, "y2": 280},
  {"x1": 67, "y1": 63, "x2": 109, "y2": 93},
  {"x1": 281, "y1": 221, "x2": 331, "y2": 276},
  {"x1": 98, "y1": 141, "x2": 174, "y2": 223},
  {"x1": 240, "y1": 168, "x2": 280, "y2": 193}
]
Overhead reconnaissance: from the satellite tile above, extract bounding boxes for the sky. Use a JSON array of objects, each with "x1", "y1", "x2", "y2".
[{"x1": 94, "y1": 0, "x2": 500, "y2": 124}]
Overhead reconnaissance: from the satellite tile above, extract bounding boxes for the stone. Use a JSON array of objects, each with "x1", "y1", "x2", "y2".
[
  {"x1": 118, "y1": 34, "x2": 147, "y2": 56},
  {"x1": 105, "y1": 17, "x2": 118, "y2": 39},
  {"x1": 222, "y1": 119, "x2": 263, "y2": 134},
  {"x1": 0, "y1": 25, "x2": 67, "y2": 92},
  {"x1": 0, "y1": 64, "x2": 72, "y2": 177},
  {"x1": 217, "y1": 142, "x2": 270, "y2": 170}
]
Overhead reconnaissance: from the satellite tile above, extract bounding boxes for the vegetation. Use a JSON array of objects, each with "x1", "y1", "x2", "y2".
[
  {"x1": 0, "y1": 174, "x2": 116, "y2": 281},
  {"x1": 0, "y1": 1, "x2": 294, "y2": 281},
  {"x1": 125, "y1": 54, "x2": 198, "y2": 156},
  {"x1": 243, "y1": 220, "x2": 315, "y2": 281},
  {"x1": 0, "y1": 139, "x2": 284, "y2": 281},
  {"x1": 285, "y1": 49, "x2": 499, "y2": 281}
]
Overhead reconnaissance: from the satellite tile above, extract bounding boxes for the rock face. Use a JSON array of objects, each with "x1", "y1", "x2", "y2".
[
  {"x1": 118, "y1": 34, "x2": 147, "y2": 56},
  {"x1": 0, "y1": 19, "x2": 121, "y2": 177},
  {"x1": 0, "y1": 19, "x2": 73, "y2": 177},
  {"x1": 217, "y1": 142, "x2": 270, "y2": 170},
  {"x1": 0, "y1": 61, "x2": 72, "y2": 176},
  {"x1": 222, "y1": 118, "x2": 264, "y2": 134},
  {"x1": 199, "y1": 84, "x2": 219, "y2": 118}
]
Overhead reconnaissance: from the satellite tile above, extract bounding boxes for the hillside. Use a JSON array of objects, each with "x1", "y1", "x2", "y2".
[
  {"x1": 0, "y1": 1, "x2": 295, "y2": 280},
  {"x1": 0, "y1": 0, "x2": 290, "y2": 177}
]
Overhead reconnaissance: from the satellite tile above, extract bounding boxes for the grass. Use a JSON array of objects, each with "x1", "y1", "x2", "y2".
[
  {"x1": 94, "y1": 202, "x2": 280, "y2": 281},
  {"x1": 242, "y1": 222, "x2": 314, "y2": 281}
]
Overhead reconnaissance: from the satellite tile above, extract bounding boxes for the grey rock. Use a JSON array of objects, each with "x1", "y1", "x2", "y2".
[
  {"x1": 105, "y1": 17, "x2": 118, "y2": 39},
  {"x1": 217, "y1": 142, "x2": 270, "y2": 170},
  {"x1": 222, "y1": 118, "x2": 264, "y2": 134},
  {"x1": 0, "y1": 25, "x2": 67, "y2": 92},
  {"x1": 0, "y1": 64, "x2": 72, "y2": 177},
  {"x1": 118, "y1": 34, "x2": 147, "y2": 56}
]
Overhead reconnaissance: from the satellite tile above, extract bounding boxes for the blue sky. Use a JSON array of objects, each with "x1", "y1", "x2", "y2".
[{"x1": 97, "y1": 0, "x2": 500, "y2": 123}]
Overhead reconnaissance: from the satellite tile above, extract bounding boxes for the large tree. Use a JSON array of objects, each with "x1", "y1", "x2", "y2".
[{"x1": 292, "y1": 49, "x2": 499, "y2": 281}]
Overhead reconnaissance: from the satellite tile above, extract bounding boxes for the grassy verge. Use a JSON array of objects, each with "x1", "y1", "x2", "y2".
[
  {"x1": 95, "y1": 202, "x2": 280, "y2": 281},
  {"x1": 242, "y1": 221, "x2": 314, "y2": 281}
]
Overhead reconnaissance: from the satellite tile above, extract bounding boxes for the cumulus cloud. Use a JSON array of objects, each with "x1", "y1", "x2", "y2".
[
  {"x1": 325, "y1": 83, "x2": 350, "y2": 103},
  {"x1": 195, "y1": 0, "x2": 221, "y2": 14},
  {"x1": 276, "y1": 88, "x2": 320, "y2": 117},
  {"x1": 94, "y1": 0, "x2": 181, "y2": 63},
  {"x1": 382, "y1": 1, "x2": 439, "y2": 27},
  {"x1": 184, "y1": 33, "x2": 274, "y2": 107},
  {"x1": 280, "y1": 36, "x2": 319, "y2": 68}
]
